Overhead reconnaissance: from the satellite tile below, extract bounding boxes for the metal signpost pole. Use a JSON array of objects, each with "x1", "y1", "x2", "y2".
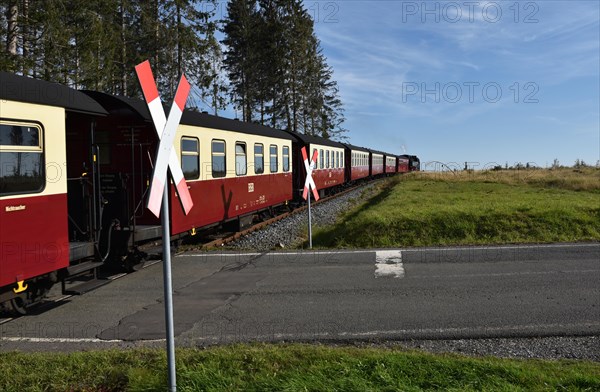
[
  {"x1": 308, "y1": 191, "x2": 312, "y2": 249},
  {"x1": 161, "y1": 189, "x2": 176, "y2": 392}
]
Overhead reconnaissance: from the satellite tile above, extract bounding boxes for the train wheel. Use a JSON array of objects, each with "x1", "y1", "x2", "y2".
[
  {"x1": 11, "y1": 297, "x2": 27, "y2": 315},
  {"x1": 3, "y1": 296, "x2": 28, "y2": 316}
]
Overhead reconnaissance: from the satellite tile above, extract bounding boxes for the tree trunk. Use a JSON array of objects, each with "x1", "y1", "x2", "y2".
[
  {"x1": 7, "y1": 0, "x2": 18, "y2": 55},
  {"x1": 21, "y1": 0, "x2": 30, "y2": 74},
  {"x1": 153, "y1": 0, "x2": 159, "y2": 69},
  {"x1": 176, "y1": 2, "x2": 182, "y2": 78},
  {"x1": 120, "y1": 0, "x2": 127, "y2": 95}
]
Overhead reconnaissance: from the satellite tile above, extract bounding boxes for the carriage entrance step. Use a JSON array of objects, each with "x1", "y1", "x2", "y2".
[{"x1": 63, "y1": 279, "x2": 110, "y2": 295}]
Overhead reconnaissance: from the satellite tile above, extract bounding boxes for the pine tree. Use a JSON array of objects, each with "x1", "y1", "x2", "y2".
[
  {"x1": 222, "y1": 0, "x2": 260, "y2": 122},
  {"x1": 199, "y1": 32, "x2": 228, "y2": 114}
]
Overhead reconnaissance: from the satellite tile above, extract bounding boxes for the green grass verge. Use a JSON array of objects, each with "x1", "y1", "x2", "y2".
[
  {"x1": 313, "y1": 170, "x2": 600, "y2": 248},
  {"x1": 1, "y1": 344, "x2": 599, "y2": 391}
]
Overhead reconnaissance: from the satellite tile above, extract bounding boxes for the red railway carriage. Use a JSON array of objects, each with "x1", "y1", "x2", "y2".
[
  {"x1": 84, "y1": 92, "x2": 295, "y2": 238},
  {"x1": 287, "y1": 132, "x2": 345, "y2": 198},
  {"x1": 0, "y1": 72, "x2": 107, "y2": 311},
  {"x1": 171, "y1": 112, "x2": 295, "y2": 234},
  {"x1": 384, "y1": 154, "x2": 397, "y2": 174},
  {"x1": 368, "y1": 149, "x2": 385, "y2": 177},
  {"x1": 342, "y1": 143, "x2": 370, "y2": 182},
  {"x1": 397, "y1": 156, "x2": 410, "y2": 173}
]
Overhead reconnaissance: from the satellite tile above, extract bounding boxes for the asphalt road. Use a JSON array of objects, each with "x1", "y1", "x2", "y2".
[{"x1": 1, "y1": 243, "x2": 598, "y2": 352}]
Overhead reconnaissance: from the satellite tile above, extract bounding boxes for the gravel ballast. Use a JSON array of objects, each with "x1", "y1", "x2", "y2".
[{"x1": 227, "y1": 181, "x2": 381, "y2": 250}]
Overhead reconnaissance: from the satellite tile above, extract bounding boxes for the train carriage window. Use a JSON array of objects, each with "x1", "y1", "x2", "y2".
[
  {"x1": 319, "y1": 149, "x2": 324, "y2": 169},
  {"x1": 283, "y1": 146, "x2": 290, "y2": 172},
  {"x1": 235, "y1": 142, "x2": 247, "y2": 176},
  {"x1": 254, "y1": 144, "x2": 264, "y2": 174},
  {"x1": 336, "y1": 151, "x2": 339, "y2": 168},
  {"x1": 270, "y1": 144, "x2": 278, "y2": 173},
  {"x1": 0, "y1": 121, "x2": 44, "y2": 196},
  {"x1": 212, "y1": 140, "x2": 226, "y2": 178},
  {"x1": 326, "y1": 150, "x2": 330, "y2": 168},
  {"x1": 341, "y1": 152, "x2": 344, "y2": 168},
  {"x1": 181, "y1": 137, "x2": 199, "y2": 180}
]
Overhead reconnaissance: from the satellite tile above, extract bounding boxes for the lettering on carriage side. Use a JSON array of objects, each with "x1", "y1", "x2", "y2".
[
  {"x1": 5, "y1": 205, "x2": 26, "y2": 212},
  {"x1": 248, "y1": 183, "x2": 254, "y2": 193}
]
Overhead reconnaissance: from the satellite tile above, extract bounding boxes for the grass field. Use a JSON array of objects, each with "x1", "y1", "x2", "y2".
[
  {"x1": 1, "y1": 344, "x2": 599, "y2": 391},
  {"x1": 313, "y1": 168, "x2": 600, "y2": 248}
]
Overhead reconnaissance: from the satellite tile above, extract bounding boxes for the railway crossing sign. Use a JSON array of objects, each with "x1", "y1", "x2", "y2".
[
  {"x1": 302, "y1": 147, "x2": 319, "y2": 201},
  {"x1": 135, "y1": 60, "x2": 193, "y2": 218},
  {"x1": 301, "y1": 147, "x2": 319, "y2": 249},
  {"x1": 135, "y1": 60, "x2": 191, "y2": 392}
]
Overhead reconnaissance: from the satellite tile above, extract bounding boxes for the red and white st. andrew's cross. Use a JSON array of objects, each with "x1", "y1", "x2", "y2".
[
  {"x1": 301, "y1": 147, "x2": 319, "y2": 201},
  {"x1": 135, "y1": 60, "x2": 194, "y2": 217}
]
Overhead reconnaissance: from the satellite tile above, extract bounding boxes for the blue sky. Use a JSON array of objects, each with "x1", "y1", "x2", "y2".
[{"x1": 307, "y1": 0, "x2": 600, "y2": 168}]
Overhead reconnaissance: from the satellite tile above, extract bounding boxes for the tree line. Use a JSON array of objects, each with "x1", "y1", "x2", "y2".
[{"x1": 0, "y1": 0, "x2": 346, "y2": 139}]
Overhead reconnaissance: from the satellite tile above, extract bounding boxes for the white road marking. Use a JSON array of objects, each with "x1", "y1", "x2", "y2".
[
  {"x1": 409, "y1": 269, "x2": 600, "y2": 279},
  {"x1": 181, "y1": 253, "x2": 262, "y2": 257},
  {"x1": 400, "y1": 243, "x2": 599, "y2": 252},
  {"x1": 0, "y1": 336, "x2": 166, "y2": 344},
  {"x1": 4, "y1": 322, "x2": 599, "y2": 344},
  {"x1": 180, "y1": 243, "x2": 599, "y2": 259},
  {"x1": 143, "y1": 259, "x2": 162, "y2": 268},
  {"x1": 375, "y1": 250, "x2": 404, "y2": 278},
  {"x1": 270, "y1": 251, "x2": 371, "y2": 256},
  {"x1": 181, "y1": 250, "x2": 373, "y2": 258}
]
